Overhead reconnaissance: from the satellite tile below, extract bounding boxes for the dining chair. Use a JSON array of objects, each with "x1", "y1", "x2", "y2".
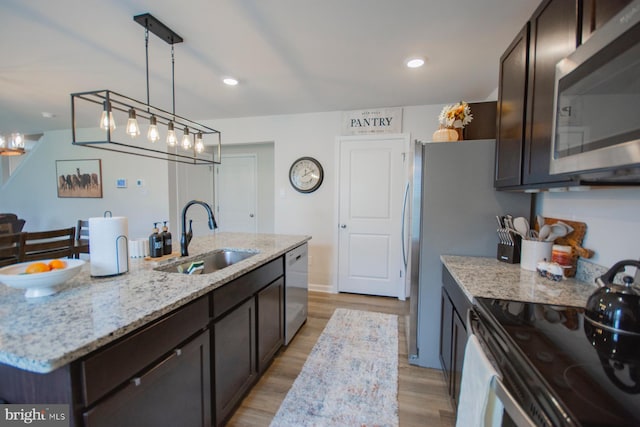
[
  {"x1": 0, "y1": 218, "x2": 25, "y2": 235},
  {"x1": 21, "y1": 227, "x2": 76, "y2": 262},
  {"x1": 75, "y1": 220, "x2": 90, "y2": 258},
  {"x1": 0, "y1": 232, "x2": 24, "y2": 267}
]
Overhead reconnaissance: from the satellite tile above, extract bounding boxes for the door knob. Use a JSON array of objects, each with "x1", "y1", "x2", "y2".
[
  {"x1": 340, "y1": 224, "x2": 347, "y2": 229},
  {"x1": 249, "y1": 214, "x2": 254, "y2": 218}
]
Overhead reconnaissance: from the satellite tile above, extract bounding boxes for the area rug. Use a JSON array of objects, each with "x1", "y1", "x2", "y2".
[{"x1": 270, "y1": 308, "x2": 399, "y2": 427}]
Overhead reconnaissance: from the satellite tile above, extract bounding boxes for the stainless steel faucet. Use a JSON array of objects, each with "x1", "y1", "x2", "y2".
[{"x1": 181, "y1": 200, "x2": 217, "y2": 256}]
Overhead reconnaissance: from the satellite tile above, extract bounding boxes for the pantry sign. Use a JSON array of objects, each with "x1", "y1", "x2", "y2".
[{"x1": 342, "y1": 107, "x2": 402, "y2": 135}]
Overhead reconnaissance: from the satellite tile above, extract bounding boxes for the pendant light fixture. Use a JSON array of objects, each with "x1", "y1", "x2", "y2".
[
  {"x1": 70, "y1": 13, "x2": 221, "y2": 165},
  {"x1": 0, "y1": 132, "x2": 26, "y2": 156},
  {"x1": 126, "y1": 108, "x2": 140, "y2": 137},
  {"x1": 147, "y1": 115, "x2": 160, "y2": 142}
]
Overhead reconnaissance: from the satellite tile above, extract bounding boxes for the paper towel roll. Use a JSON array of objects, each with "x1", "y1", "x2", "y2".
[{"x1": 89, "y1": 216, "x2": 129, "y2": 276}]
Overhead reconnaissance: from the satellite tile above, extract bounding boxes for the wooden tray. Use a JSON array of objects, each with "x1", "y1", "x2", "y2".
[
  {"x1": 534, "y1": 217, "x2": 594, "y2": 277},
  {"x1": 144, "y1": 252, "x2": 180, "y2": 263}
]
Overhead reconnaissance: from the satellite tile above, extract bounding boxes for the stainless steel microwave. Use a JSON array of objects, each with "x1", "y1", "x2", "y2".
[{"x1": 550, "y1": 0, "x2": 640, "y2": 182}]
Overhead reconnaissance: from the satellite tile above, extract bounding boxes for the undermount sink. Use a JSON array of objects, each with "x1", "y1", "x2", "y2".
[{"x1": 155, "y1": 249, "x2": 258, "y2": 275}]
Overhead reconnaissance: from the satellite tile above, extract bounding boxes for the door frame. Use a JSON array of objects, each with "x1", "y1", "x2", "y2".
[{"x1": 332, "y1": 133, "x2": 411, "y2": 298}]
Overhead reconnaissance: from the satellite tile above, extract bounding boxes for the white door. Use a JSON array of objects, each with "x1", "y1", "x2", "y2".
[
  {"x1": 337, "y1": 134, "x2": 408, "y2": 297},
  {"x1": 215, "y1": 154, "x2": 258, "y2": 232}
]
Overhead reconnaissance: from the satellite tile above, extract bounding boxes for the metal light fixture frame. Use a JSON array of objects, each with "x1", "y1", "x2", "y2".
[{"x1": 70, "y1": 13, "x2": 221, "y2": 165}]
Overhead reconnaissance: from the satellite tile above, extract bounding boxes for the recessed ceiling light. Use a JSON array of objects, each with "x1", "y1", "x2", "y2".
[
  {"x1": 223, "y1": 77, "x2": 239, "y2": 86},
  {"x1": 406, "y1": 58, "x2": 425, "y2": 68}
]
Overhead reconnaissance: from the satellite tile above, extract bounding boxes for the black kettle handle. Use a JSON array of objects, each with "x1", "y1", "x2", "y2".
[{"x1": 599, "y1": 260, "x2": 640, "y2": 285}]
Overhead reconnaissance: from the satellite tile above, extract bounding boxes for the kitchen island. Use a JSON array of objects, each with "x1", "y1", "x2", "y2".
[{"x1": 0, "y1": 232, "x2": 310, "y2": 427}]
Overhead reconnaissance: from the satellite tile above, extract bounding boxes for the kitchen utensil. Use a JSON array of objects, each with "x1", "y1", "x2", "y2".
[
  {"x1": 555, "y1": 221, "x2": 574, "y2": 234},
  {"x1": 538, "y1": 224, "x2": 551, "y2": 241},
  {"x1": 536, "y1": 215, "x2": 545, "y2": 230},
  {"x1": 504, "y1": 215, "x2": 514, "y2": 230},
  {"x1": 544, "y1": 223, "x2": 569, "y2": 242},
  {"x1": 0, "y1": 259, "x2": 85, "y2": 298},
  {"x1": 513, "y1": 217, "x2": 530, "y2": 240},
  {"x1": 585, "y1": 259, "x2": 640, "y2": 335},
  {"x1": 528, "y1": 229, "x2": 539, "y2": 240},
  {"x1": 506, "y1": 227, "x2": 526, "y2": 241}
]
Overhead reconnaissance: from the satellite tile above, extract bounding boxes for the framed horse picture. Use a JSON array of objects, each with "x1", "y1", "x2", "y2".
[{"x1": 56, "y1": 159, "x2": 103, "y2": 198}]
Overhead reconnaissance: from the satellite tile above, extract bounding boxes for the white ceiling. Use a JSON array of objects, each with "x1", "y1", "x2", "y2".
[{"x1": 0, "y1": 0, "x2": 540, "y2": 135}]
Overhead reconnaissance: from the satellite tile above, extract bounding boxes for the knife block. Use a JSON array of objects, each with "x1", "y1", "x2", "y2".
[{"x1": 497, "y1": 236, "x2": 521, "y2": 264}]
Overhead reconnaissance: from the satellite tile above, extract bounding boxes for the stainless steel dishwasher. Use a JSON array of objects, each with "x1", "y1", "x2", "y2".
[{"x1": 284, "y1": 243, "x2": 308, "y2": 345}]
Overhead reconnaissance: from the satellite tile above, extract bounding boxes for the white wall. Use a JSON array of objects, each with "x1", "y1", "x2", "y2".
[
  {"x1": 2, "y1": 104, "x2": 638, "y2": 287},
  {"x1": 537, "y1": 188, "x2": 640, "y2": 268},
  {"x1": 0, "y1": 129, "x2": 170, "y2": 239}
]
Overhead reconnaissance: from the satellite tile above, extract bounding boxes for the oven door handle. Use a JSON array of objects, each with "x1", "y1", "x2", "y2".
[
  {"x1": 467, "y1": 308, "x2": 536, "y2": 427},
  {"x1": 491, "y1": 376, "x2": 537, "y2": 427}
]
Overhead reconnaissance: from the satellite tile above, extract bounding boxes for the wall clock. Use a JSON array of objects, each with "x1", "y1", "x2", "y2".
[{"x1": 289, "y1": 157, "x2": 324, "y2": 193}]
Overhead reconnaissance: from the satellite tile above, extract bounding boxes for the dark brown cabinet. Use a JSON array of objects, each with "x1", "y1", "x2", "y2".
[
  {"x1": 582, "y1": 0, "x2": 632, "y2": 42},
  {"x1": 213, "y1": 298, "x2": 257, "y2": 427},
  {"x1": 523, "y1": 0, "x2": 579, "y2": 186},
  {"x1": 495, "y1": 24, "x2": 529, "y2": 188},
  {"x1": 211, "y1": 257, "x2": 284, "y2": 427},
  {"x1": 83, "y1": 331, "x2": 211, "y2": 427},
  {"x1": 495, "y1": 0, "x2": 633, "y2": 190},
  {"x1": 257, "y1": 277, "x2": 284, "y2": 374},
  {"x1": 439, "y1": 265, "x2": 472, "y2": 410},
  {"x1": 495, "y1": 0, "x2": 580, "y2": 189}
]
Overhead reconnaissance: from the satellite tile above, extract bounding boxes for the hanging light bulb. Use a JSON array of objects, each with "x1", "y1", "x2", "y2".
[
  {"x1": 195, "y1": 132, "x2": 204, "y2": 153},
  {"x1": 166, "y1": 121, "x2": 177, "y2": 146},
  {"x1": 10, "y1": 133, "x2": 24, "y2": 149},
  {"x1": 100, "y1": 101, "x2": 116, "y2": 131},
  {"x1": 147, "y1": 115, "x2": 160, "y2": 142},
  {"x1": 181, "y1": 127, "x2": 192, "y2": 150},
  {"x1": 125, "y1": 108, "x2": 140, "y2": 137}
]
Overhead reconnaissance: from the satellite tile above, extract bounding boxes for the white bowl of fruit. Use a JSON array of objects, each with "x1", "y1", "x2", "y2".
[{"x1": 0, "y1": 259, "x2": 85, "y2": 298}]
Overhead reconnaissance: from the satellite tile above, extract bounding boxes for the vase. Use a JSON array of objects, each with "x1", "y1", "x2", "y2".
[
  {"x1": 432, "y1": 127, "x2": 458, "y2": 142},
  {"x1": 455, "y1": 127, "x2": 464, "y2": 141}
]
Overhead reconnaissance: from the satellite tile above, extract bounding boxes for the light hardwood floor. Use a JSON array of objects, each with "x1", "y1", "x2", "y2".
[{"x1": 227, "y1": 291, "x2": 456, "y2": 426}]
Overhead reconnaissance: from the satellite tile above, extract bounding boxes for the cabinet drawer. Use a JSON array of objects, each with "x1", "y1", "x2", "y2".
[
  {"x1": 213, "y1": 257, "x2": 283, "y2": 319},
  {"x1": 81, "y1": 296, "x2": 209, "y2": 406}
]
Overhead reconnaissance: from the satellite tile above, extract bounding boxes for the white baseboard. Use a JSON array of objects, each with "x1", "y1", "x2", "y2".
[{"x1": 309, "y1": 282, "x2": 334, "y2": 293}]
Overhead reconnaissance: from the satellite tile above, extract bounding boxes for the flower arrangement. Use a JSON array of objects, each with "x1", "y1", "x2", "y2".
[{"x1": 438, "y1": 101, "x2": 473, "y2": 129}]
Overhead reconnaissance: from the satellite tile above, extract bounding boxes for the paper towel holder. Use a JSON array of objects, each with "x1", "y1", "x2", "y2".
[{"x1": 114, "y1": 234, "x2": 129, "y2": 275}]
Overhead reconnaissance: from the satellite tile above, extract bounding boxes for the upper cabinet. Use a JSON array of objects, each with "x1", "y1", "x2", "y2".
[
  {"x1": 494, "y1": 0, "x2": 631, "y2": 190},
  {"x1": 582, "y1": 0, "x2": 633, "y2": 42},
  {"x1": 495, "y1": 24, "x2": 529, "y2": 188}
]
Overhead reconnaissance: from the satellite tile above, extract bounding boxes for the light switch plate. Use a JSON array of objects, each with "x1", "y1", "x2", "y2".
[{"x1": 116, "y1": 178, "x2": 127, "y2": 188}]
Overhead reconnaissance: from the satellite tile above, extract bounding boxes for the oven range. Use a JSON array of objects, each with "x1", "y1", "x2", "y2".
[{"x1": 472, "y1": 297, "x2": 640, "y2": 427}]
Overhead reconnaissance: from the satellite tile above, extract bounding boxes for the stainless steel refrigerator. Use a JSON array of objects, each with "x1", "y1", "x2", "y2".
[{"x1": 407, "y1": 139, "x2": 530, "y2": 368}]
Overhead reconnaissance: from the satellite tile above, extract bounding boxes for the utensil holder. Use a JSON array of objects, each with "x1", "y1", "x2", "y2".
[{"x1": 520, "y1": 240, "x2": 553, "y2": 271}]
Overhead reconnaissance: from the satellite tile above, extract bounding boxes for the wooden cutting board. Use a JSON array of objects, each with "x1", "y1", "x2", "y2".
[{"x1": 535, "y1": 217, "x2": 594, "y2": 277}]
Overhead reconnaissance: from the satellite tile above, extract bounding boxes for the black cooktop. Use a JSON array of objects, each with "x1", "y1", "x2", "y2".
[{"x1": 475, "y1": 297, "x2": 640, "y2": 427}]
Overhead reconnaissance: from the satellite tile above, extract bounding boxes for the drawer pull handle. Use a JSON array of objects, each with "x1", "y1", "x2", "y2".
[
  {"x1": 131, "y1": 377, "x2": 141, "y2": 387},
  {"x1": 174, "y1": 348, "x2": 182, "y2": 357}
]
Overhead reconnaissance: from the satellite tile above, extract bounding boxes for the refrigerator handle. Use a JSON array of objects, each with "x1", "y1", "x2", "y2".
[{"x1": 401, "y1": 181, "x2": 410, "y2": 269}]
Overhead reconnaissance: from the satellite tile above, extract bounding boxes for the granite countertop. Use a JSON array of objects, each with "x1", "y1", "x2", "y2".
[
  {"x1": 440, "y1": 255, "x2": 598, "y2": 308},
  {"x1": 0, "y1": 232, "x2": 310, "y2": 374}
]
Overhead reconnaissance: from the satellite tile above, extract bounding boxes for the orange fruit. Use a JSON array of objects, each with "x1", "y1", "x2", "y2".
[
  {"x1": 48, "y1": 259, "x2": 67, "y2": 270},
  {"x1": 25, "y1": 262, "x2": 51, "y2": 274}
]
